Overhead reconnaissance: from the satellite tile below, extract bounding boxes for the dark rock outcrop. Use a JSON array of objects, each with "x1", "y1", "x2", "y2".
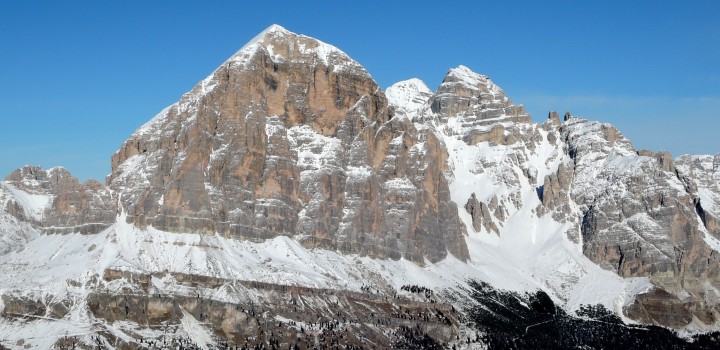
[
  {"x1": 86, "y1": 270, "x2": 457, "y2": 348},
  {"x1": 464, "y1": 193, "x2": 499, "y2": 234}
]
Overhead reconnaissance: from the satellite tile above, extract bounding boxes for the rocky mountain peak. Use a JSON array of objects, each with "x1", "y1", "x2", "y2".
[
  {"x1": 231, "y1": 23, "x2": 290, "y2": 55},
  {"x1": 124, "y1": 25, "x2": 375, "y2": 145},
  {"x1": 4, "y1": 25, "x2": 720, "y2": 346},
  {"x1": 250, "y1": 23, "x2": 289, "y2": 40},
  {"x1": 226, "y1": 24, "x2": 369, "y2": 79},
  {"x1": 443, "y1": 65, "x2": 501, "y2": 93},
  {"x1": 385, "y1": 78, "x2": 432, "y2": 118},
  {"x1": 427, "y1": 65, "x2": 531, "y2": 146},
  {"x1": 431, "y1": 65, "x2": 529, "y2": 123},
  {"x1": 106, "y1": 26, "x2": 468, "y2": 264},
  {"x1": 5, "y1": 165, "x2": 78, "y2": 195},
  {"x1": 5, "y1": 165, "x2": 54, "y2": 193},
  {"x1": 2, "y1": 165, "x2": 115, "y2": 234}
]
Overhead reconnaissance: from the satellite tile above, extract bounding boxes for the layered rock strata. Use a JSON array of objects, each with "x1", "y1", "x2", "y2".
[
  {"x1": 539, "y1": 118, "x2": 720, "y2": 327},
  {"x1": 108, "y1": 25, "x2": 468, "y2": 264},
  {"x1": 1, "y1": 24, "x2": 719, "y2": 338},
  {"x1": 2, "y1": 166, "x2": 114, "y2": 235}
]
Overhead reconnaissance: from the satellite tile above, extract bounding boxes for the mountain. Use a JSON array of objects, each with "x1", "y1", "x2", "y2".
[
  {"x1": 1, "y1": 24, "x2": 719, "y2": 349},
  {"x1": 108, "y1": 24, "x2": 467, "y2": 264}
]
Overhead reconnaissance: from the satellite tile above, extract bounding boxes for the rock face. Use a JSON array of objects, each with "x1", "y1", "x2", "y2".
[
  {"x1": 0, "y1": 188, "x2": 38, "y2": 255},
  {"x1": 430, "y1": 66, "x2": 531, "y2": 146},
  {"x1": 384, "y1": 64, "x2": 720, "y2": 328},
  {"x1": 464, "y1": 193, "x2": 499, "y2": 234},
  {"x1": 430, "y1": 66, "x2": 529, "y2": 123},
  {"x1": 676, "y1": 153, "x2": 720, "y2": 238},
  {"x1": 2, "y1": 24, "x2": 720, "y2": 347},
  {"x1": 107, "y1": 25, "x2": 468, "y2": 264},
  {"x1": 86, "y1": 270, "x2": 458, "y2": 349},
  {"x1": 2, "y1": 166, "x2": 115, "y2": 235},
  {"x1": 537, "y1": 118, "x2": 720, "y2": 327}
]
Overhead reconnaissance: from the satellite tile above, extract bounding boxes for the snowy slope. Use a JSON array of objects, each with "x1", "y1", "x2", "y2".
[
  {"x1": 2, "y1": 25, "x2": 718, "y2": 348},
  {"x1": 386, "y1": 78, "x2": 433, "y2": 117},
  {"x1": 0, "y1": 74, "x2": 659, "y2": 350},
  {"x1": 0, "y1": 183, "x2": 43, "y2": 255},
  {"x1": 677, "y1": 154, "x2": 720, "y2": 216},
  {"x1": 0, "y1": 66, "x2": 658, "y2": 348},
  {"x1": 0, "y1": 206, "x2": 651, "y2": 348},
  {"x1": 426, "y1": 106, "x2": 650, "y2": 317}
]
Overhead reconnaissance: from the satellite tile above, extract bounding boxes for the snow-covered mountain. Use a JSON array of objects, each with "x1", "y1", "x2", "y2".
[{"x1": 1, "y1": 25, "x2": 719, "y2": 348}]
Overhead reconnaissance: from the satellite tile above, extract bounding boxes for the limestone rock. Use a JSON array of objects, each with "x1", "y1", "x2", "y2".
[
  {"x1": 637, "y1": 150, "x2": 675, "y2": 173},
  {"x1": 549, "y1": 117, "x2": 720, "y2": 328},
  {"x1": 430, "y1": 66, "x2": 531, "y2": 147},
  {"x1": 624, "y1": 288, "x2": 694, "y2": 329},
  {"x1": 108, "y1": 25, "x2": 468, "y2": 264},
  {"x1": 3, "y1": 165, "x2": 115, "y2": 235},
  {"x1": 676, "y1": 153, "x2": 720, "y2": 239},
  {"x1": 430, "y1": 66, "x2": 529, "y2": 122},
  {"x1": 464, "y1": 193, "x2": 499, "y2": 234},
  {"x1": 3, "y1": 24, "x2": 720, "y2": 337},
  {"x1": 539, "y1": 161, "x2": 575, "y2": 224},
  {"x1": 0, "y1": 191, "x2": 38, "y2": 254},
  {"x1": 547, "y1": 111, "x2": 561, "y2": 126}
]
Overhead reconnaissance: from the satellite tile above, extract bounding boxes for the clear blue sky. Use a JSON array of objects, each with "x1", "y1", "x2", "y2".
[{"x1": 1, "y1": 1, "x2": 718, "y2": 182}]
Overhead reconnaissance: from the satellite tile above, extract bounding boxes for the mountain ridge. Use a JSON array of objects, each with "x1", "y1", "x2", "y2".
[{"x1": 1, "y1": 24, "x2": 719, "y2": 348}]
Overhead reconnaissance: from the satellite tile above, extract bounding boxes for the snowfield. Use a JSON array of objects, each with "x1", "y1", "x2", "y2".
[
  {"x1": 0, "y1": 175, "x2": 651, "y2": 348},
  {"x1": 4, "y1": 25, "x2": 716, "y2": 348}
]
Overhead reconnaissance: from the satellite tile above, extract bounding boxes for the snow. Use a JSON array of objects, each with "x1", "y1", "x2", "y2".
[
  {"x1": 443, "y1": 132, "x2": 510, "y2": 203},
  {"x1": 264, "y1": 115, "x2": 286, "y2": 138},
  {"x1": 446, "y1": 65, "x2": 503, "y2": 94},
  {"x1": 384, "y1": 178, "x2": 416, "y2": 194},
  {"x1": 295, "y1": 39, "x2": 364, "y2": 75},
  {"x1": 702, "y1": 230, "x2": 720, "y2": 252},
  {"x1": 0, "y1": 182, "x2": 654, "y2": 346},
  {"x1": 0, "y1": 182, "x2": 52, "y2": 221},
  {"x1": 698, "y1": 187, "x2": 719, "y2": 215},
  {"x1": 386, "y1": 78, "x2": 432, "y2": 117},
  {"x1": 225, "y1": 23, "x2": 364, "y2": 76},
  {"x1": 133, "y1": 105, "x2": 172, "y2": 137},
  {"x1": 288, "y1": 125, "x2": 343, "y2": 170},
  {"x1": 0, "y1": 213, "x2": 38, "y2": 256},
  {"x1": 240, "y1": 24, "x2": 287, "y2": 53},
  {"x1": 432, "y1": 107, "x2": 652, "y2": 318},
  {"x1": 0, "y1": 152, "x2": 684, "y2": 345},
  {"x1": 224, "y1": 24, "x2": 291, "y2": 66},
  {"x1": 180, "y1": 309, "x2": 213, "y2": 349},
  {"x1": 3, "y1": 28, "x2": 715, "y2": 346},
  {"x1": 346, "y1": 166, "x2": 372, "y2": 179},
  {"x1": 0, "y1": 214, "x2": 443, "y2": 301},
  {"x1": 0, "y1": 219, "x2": 469, "y2": 344},
  {"x1": 675, "y1": 153, "x2": 720, "y2": 216}
]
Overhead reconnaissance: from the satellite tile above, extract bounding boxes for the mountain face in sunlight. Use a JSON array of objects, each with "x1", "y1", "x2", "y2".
[{"x1": 1, "y1": 25, "x2": 719, "y2": 349}]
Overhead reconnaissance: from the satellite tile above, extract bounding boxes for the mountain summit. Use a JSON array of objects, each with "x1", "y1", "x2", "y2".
[
  {"x1": 108, "y1": 24, "x2": 468, "y2": 264},
  {"x1": 1, "y1": 25, "x2": 719, "y2": 348}
]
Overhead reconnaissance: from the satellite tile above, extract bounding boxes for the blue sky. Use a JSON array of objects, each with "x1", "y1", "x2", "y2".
[{"x1": 1, "y1": 1, "x2": 718, "y2": 181}]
